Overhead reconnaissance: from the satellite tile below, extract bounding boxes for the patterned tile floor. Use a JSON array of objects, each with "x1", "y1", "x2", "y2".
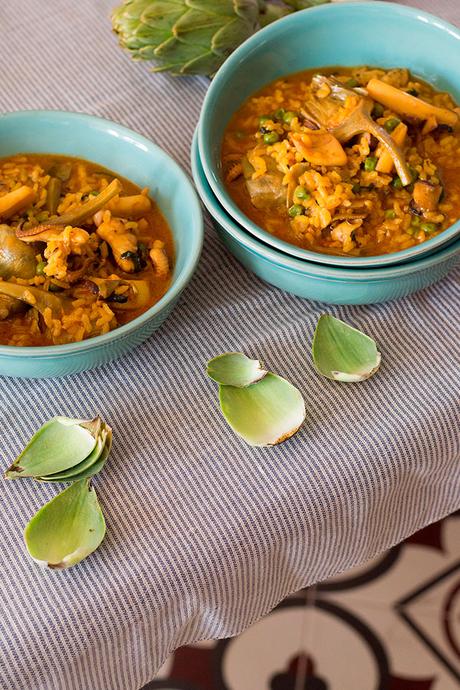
[{"x1": 142, "y1": 513, "x2": 460, "y2": 690}]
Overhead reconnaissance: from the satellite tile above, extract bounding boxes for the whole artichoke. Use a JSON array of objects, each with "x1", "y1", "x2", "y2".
[{"x1": 112, "y1": 0, "x2": 327, "y2": 77}]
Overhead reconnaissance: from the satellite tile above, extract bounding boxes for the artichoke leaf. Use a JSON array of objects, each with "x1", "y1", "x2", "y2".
[
  {"x1": 54, "y1": 436, "x2": 112, "y2": 482},
  {"x1": 24, "y1": 479, "x2": 106, "y2": 569},
  {"x1": 207, "y1": 352, "x2": 267, "y2": 387},
  {"x1": 312, "y1": 314, "x2": 381, "y2": 382},
  {"x1": 5, "y1": 416, "x2": 102, "y2": 479},
  {"x1": 40, "y1": 431, "x2": 112, "y2": 483},
  {"x1": 219, "y1": 373, "x2": 306, "y2": 446},
  {"x1": 37, "y1": 426, "x2": 109, "y2": 483}
]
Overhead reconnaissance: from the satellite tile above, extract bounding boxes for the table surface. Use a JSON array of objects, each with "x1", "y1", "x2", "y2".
[{"x1": 0, "y1": 2, "x2": 459, "y2": 689}]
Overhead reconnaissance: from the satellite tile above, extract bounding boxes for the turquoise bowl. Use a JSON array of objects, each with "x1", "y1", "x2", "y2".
[
  {"x1": 0, "y1": 111, "x2": 203, "y2": 379},
  {"x1": 192, "y1": 132, "x2": 460, "y2": 304},
  {"x1": 198, "y1": 1, "x2": 460, "y2": 268}
]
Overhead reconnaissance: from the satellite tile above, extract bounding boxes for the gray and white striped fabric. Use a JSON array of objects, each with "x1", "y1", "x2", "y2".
[{"x1": 0, "y1": 1, "x2": 459, "y2": 688}]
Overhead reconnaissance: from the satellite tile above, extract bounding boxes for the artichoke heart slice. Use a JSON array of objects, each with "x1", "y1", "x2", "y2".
[
  {"x1": 24, "y1": 479, "x2": 106, "y2": 569},
  {"x1": 5, "y1": 416, "x2": 102, "y2": 479},
  {"x1": 207, "y1": 352, "x2": 267, "y2": 387},
  {"x1": 312, "y1": 314, "x2": 381, "y2": 382},
  {"x1": 219, "y1": 373, "x2": 306, "y2": 447},
  {"x1": 39, "y1": 423, "x2": 113, "y2": 483}
]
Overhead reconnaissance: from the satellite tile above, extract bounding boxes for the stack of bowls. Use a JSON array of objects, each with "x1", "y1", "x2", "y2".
[{"x1": 193, "y1": 1, "x2": 460, "y2": 305}]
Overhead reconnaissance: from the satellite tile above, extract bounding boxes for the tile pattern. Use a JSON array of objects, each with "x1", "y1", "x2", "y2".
[{"x1": 142, "y1": 513, "x2": 460, "y2": 690}]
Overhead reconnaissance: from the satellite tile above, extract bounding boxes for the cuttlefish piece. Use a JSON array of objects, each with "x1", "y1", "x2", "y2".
[
  {"x1": 290, "y1": 131, "x2": 347, "y2": 167},
  {"x1": 107, "y1": 194, "x2": 152, "y2": 219},
  {"x1": 16, "y1": 224, "x2": 88, "y2": 249},
  {"x1": 0, "y1": 186, "x2": 36, "y2": 220},
  {"x1": 412, "y1": 181, "x2": 442, "y2": 214},
  {"x1": 366, "y1": 79, "x2": 459, "y2": 127},
  {"x1": 149, "y1": 240, "x2": 169, "y2": 277},
  {"x1": 96, "y1": 212, "x2": 139, "y2": 273},
  {"x1": 304, "y1": 75, "x2": 412, "y2": 186},
  {"x1": 17, "y1": 225, "x2": 91, "y2": 281}
]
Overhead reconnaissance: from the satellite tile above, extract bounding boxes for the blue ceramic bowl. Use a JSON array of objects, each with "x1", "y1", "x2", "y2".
[
  {"x1": 0, "y1": 111, "x2": 203, "y2": 379},
  {"x1": 198, "y1": 1, "x2": 460, "y2": 268},
  {"x1": 192, "y1": 132, "x2": 460, "y2": 304}
]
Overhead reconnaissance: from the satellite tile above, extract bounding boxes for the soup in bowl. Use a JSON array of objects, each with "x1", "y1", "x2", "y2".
[{"x1": 222, "y1": 66, "x2": 460, "y2": 259}]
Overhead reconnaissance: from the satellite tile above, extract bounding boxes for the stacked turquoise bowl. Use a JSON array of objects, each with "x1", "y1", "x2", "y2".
[{"x1": 194, "y1": 1, "x2": 460, "y2": 305}]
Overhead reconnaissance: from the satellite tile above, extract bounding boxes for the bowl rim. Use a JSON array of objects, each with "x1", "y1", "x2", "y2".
[
  {"x1": 197, "y1": 0, "x2": 460, "y2": 268},
  {"x1": 0, "y1": 109, "x2": 203, "y2": 358},
  {"x1": 192, "y1": 130, "x2": 460, "y2": 280}
]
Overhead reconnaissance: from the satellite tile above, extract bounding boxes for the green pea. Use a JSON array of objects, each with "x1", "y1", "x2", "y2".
[
  {"x1": 411, "y1": 215, "x2": 421, "y2": 227},
  {"x1": 346, "y1": 77, "x2": 359, "y2": 88},
  {"x1": 420, "y1": 221, "x2": 438, "y2": 233},
  {"x1": 263, "y1": 132, "x2": 279, "y2": 145},
  {"x1": 274, "y1": 108, "x2": 285, "y2": 121},
  {"x1": 283, "y1": 111, "x2": 297, "y2": 125},
  {"x1": 259, "y1": 115, "x2": 272, "y2": 124},
  {"x1": 392, "y1": 176, "x2": 403, "y2": 189},
  {"x1": 295, "y1": 186, "x2": 310, "y2": 200},
  {"x1": 385, "y1": 209, "x2": 396, "y2": 220},
  {"x1": 364, "y1": 156, "x2": 378, "y2": 172},
  {"x1": 36, "y1": 261, "x2": 46, "y2": 276},
  {"x1": 372, "y1": 103, "x2": 384, "y2": 119},
  {"x1": 288, "y1": 204, "x2": 304, "y2": 217},
  {"x1": 384, "y1": 117, "x2": 401, "y2": 133},
  {"x1": 406, "y1": 226, "x2": 416, "y2": 236}
]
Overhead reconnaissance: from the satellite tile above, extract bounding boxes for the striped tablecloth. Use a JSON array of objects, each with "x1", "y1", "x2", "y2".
[{"x1": 0, "y1": 2, "x2": 459, "y2": 689}]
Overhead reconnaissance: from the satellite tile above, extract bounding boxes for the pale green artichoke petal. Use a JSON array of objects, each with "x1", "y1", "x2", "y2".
[
  {"x1": 38, "y1": 426, "x2": 109, "y2": 482},
  {"x1": 219, "y1": 373, "x2": 306, "y2": 446},
  {"x1": 40, "y1": 430, "x2": 112, "y2": 483},
  {"x1": 312, "y1": 314, "x2": 381, "y2": 382},
  {"x1": 207, "y1": 352, "x2": 267, "y2": 387},
  {"x1": 5, "y1": 417, "x2": 100, "y2": 479},
  {"x1": 24, "y1": 479, "x2": 106, "y2": 569}
]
